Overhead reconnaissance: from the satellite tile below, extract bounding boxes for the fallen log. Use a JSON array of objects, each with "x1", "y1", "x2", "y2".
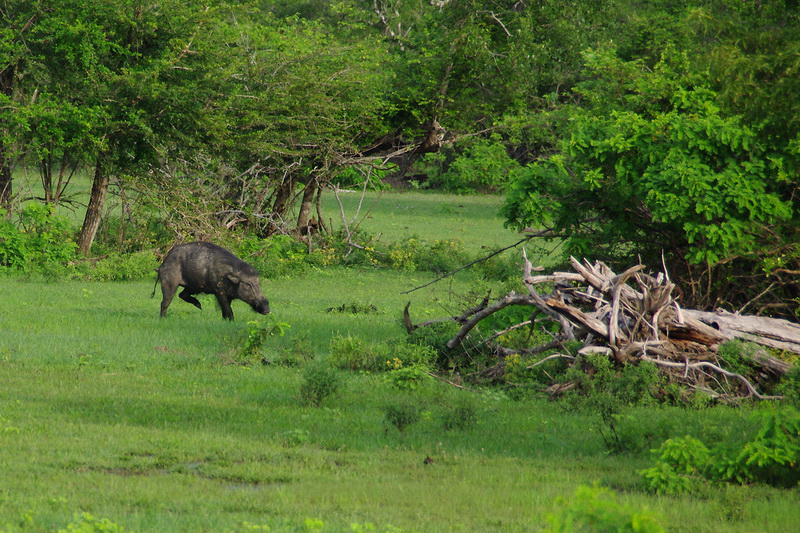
[
  {"x1": 405, "y1": 253, "x2": 797, "y2": 397},
  {"x1": 684, "y1": 309, "x2": 800, "y2": 354}
]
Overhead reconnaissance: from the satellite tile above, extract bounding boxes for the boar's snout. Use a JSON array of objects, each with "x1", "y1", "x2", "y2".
[{"x1": 253, "y1": 299, "x2": 271, "y2": 315}]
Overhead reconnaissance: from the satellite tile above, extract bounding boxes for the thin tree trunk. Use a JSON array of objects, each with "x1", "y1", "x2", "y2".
[
  {"x1": 77, "y1": 157, "x2": 108, "y2": 256},
  {"x1": 0, "y1": 65, "x2": 15, "y2": 210},
  {"x1": 267, "y1": 175, "x2": 295, "y2": 236},
  {"x1": 0, "y1": 149, "x2": 11, "y2": 211}
]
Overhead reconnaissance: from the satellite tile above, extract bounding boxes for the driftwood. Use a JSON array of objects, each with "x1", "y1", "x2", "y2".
[{"x1": 406, "y1": 252, "x2": 798, "y2": 400}]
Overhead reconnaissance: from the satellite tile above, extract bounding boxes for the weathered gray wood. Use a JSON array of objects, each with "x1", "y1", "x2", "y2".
[{"x1": 683, "y1": 309, "x2": 800, "y2": 354}]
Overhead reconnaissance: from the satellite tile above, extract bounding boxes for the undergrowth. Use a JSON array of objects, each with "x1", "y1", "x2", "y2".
[{"x1": 640, "y1": 406, "x2": 800, "y2": 494}]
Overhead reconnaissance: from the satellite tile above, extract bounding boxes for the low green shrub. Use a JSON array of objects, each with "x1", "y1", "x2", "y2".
[
  {"x1": 717, "y1": 406, "x2": 800, "y2": 487},
  {"x1": 562, "y1": 355, "x2": 663, "y2": 453},
  {"x1": 329, "y1": 335, "x2": 436, "y2": 374},
  {"x1": 328, "y1": 334, "x2": 385, "y2": 372},
  {"x1": 238, "y1": 234, "x2": 311, "y2": 278},
  {"x1": 385, "y1": 364, "x2": 433, "y2": 391},
  {"x1": 775, "y1": 366, "x2": 800, "y2": 408},
  {"x1": 300, "y1": 361, "x2": 343, "y2": 407},
  {"x1": 544, "y1": 484, "x2": 666, "y2": 533},
  {"x1": 382, "y1": 397, "x2": 422, "y2": 435},
  {"x1": 717, "y1": 340, "x2": 761, "y2": 377},
  {"x1": 273, "y1": 332, "x2": 315, "y2": 367},
  {"x1": 277, "y1": 429, "x2": 311, "y2": 448},
  {"x1": 440, "y1": 394, "x2": 479, "y2": 431},
  {"x1": 73, "y1": 251, "x2": 158, "y2": 281},
  {"x1": 640, "y1": 436, "x2": 711, "y2": 495},
  {"x1": 58, "y1": 512, "x2": 128, "y2": 533},
  {"x1": 641, "y1": 406, "x2": 800, "y2": 493},
  {"x1": 237, "y1": 319, "x2": 290, "y2": 364}
]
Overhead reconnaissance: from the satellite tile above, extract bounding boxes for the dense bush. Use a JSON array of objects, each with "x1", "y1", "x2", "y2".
[
  {"x1": 73, "y1": 251, "x2": 158, "y2": 282},
  {"x1": 422, "y1": 136, "x2": 522, "y2": 194},
  {"x1": 0, "y1": 204, "x2": 78, "y2": 274},
  {"x1": 641, "y1": 406, "x2": 800, "y2": 494}
]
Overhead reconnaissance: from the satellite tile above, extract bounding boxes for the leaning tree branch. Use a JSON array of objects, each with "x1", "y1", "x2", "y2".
[{"x1": 401, "y1": 230, "x2": 549, "y2": 294}]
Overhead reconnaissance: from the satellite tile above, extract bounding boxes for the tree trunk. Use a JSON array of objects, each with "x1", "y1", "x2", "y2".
[
  {"x1": 296, "y1": 179, "x2": 317, "y2": 230},
  {"x1": 0, "y1": 65, "x2": 15, "y2": 210},
  {"x1": 267, "y1": 175, "x2": 295, "y2": 236},
  {"x1": 77, "y1": 158, "x2": 108, "y2": 256}
]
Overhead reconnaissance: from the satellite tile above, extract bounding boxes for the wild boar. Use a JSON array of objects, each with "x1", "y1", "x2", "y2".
[{"x1": 153, "y1": 241, "x2": 270, "y2": 320}]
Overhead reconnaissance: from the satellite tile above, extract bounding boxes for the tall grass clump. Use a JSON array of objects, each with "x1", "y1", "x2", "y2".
[{"x1": 299, "y1": 361, "x2": 343, "y2": 407}]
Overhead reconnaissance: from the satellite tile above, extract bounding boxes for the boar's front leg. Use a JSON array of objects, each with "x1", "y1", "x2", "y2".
[{"x1": 215, "y1": 292, "x2": 235, "y2": 320}]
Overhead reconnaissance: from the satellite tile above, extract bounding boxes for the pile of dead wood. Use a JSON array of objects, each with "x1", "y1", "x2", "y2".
[{"x1": 406, "y1": 253, "x2": 798, "y2": 400}]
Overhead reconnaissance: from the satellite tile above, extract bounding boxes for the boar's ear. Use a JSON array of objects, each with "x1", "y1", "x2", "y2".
[{"x1": 225, "y1": 273, "x2": 240, "y2": 285}]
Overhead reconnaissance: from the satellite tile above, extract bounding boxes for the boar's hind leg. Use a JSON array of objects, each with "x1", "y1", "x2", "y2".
[
  {"x1": 160, "y1": 280, "x2": 179, "y2": 317},
  {"x1": 215, "y1": 293, "x2": 234, "y2": 321},
  {"x1": 179, "y1": 289, "x2": 203, "y2": 310}
]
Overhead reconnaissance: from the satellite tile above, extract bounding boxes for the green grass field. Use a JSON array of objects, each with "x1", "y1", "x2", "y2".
[
  {"x1": 1, "y1": 188, "x2": 799, "y2": 532},
  {"x1": 321, "y1": 189, "x2": 523, "y2": 255},
  {"x1": 2, "y1": 274, "x2": 799, "y2": 532}
]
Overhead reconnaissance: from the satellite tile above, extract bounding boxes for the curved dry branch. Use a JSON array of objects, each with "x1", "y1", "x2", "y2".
[
  {"x1": 446, "y1": 294, "x2": 538, "y2": 350},
  {"x1": 640, "y1": 355, "x2": 782, "y2": 400}
]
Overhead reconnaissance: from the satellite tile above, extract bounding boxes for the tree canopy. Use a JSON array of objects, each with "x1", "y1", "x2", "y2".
[{"x1": 1, "y1": 0, "x2": 800, "y2": 314}]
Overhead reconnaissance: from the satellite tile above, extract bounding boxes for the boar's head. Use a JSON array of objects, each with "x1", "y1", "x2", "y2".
[{"x1": 227, "y1": 272, "x2": 270, "y2": 315}]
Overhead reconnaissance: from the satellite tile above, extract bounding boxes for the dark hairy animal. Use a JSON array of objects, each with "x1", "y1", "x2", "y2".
[{"x1": 153, "y1": 242, "x2": 270, "y2": 320}]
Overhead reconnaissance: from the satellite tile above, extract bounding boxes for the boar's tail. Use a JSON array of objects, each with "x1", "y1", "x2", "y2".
[{"x1": 151, "y1": 269, "x2": 161, "y2": 299}]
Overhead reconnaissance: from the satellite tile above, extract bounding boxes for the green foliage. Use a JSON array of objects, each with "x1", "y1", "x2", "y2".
[
  {"x1": 236, "y1": 319, "x2": 290, "y2": 365},
  {"x1": 384, "y1": 364, "x2": 433, "y2": 391},
  {"x1": 239, "y1": 235, "x2": 311, "y2": 279},
  {"x1": 299, "y1": 361, "x2": 343, "y2": 407},
  {"x1": 277, "y1": 429, "x2": 311, "y2": 448},
  {"x1": 0, "y1": 204, "x2": 78, "y2": 272},
  {"x1": 440, "y1": 394, "x2": 479, "y2": 431},
  {"x1": 717, "y1": 340, "x2": 761, "y2": 377},
  {"x1": 273, "y1": 333, "x2": 315, "y2": 368},
  {"x1": 544, "y1": 484, "x2": 666, "y2": 533},
  {"x1": 58, "y1": 513, "x2": 127, "y2": 533},
  {"x1": 378, "y1": 237, "x2": 472, "y2": 275},
  {"x1": 422, "y1": 137, "x2": 522, "y2": 193},
  {"x1": 563, "y1": 356, "x2": 663, "y2": 453},
  {"x1": 640, "y1": 436, "x2": 711, "y2": 495},
  {"x1": 73, "y1": 251, "x2": 158, "y2": 282},
  {"x1": 328, "y1": 334, "x2": 384, "y2": 372},
  {"x1": 329, "y1": 335, "x2": 435, "y2": 375},
  {"x1": 718, "y1": 407, "x2": 800, "y2": 487},
  {"x1": 776, "y1": 366, "x2": 800, "y2": 408},
  {"x1": 504, "y1": 45, "x2": 792, "y2": 267},
  {"x1": 641, "y1": 406, "x2": 800, "y2": 493},
  {"x1": 382, "y1": 397, "x2": 422, "y2": 435},
  {"x1": 407, "y1": 320, "x2": 485, "y2": 372}
]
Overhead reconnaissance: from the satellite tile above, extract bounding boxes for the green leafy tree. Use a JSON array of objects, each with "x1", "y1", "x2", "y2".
[{"x1": 502, "y1": 45, "x2": 795, "y2": 310}]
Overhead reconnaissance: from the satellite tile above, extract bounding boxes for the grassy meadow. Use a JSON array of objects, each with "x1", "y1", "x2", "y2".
[{"x1": 0, "y1": 188, "x2": 798, "y2": 532}]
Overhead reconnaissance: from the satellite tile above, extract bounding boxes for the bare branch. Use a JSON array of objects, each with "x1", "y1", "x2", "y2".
[{"x1": 640, "y1": 355, "x2": 782, "y2": 400}]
